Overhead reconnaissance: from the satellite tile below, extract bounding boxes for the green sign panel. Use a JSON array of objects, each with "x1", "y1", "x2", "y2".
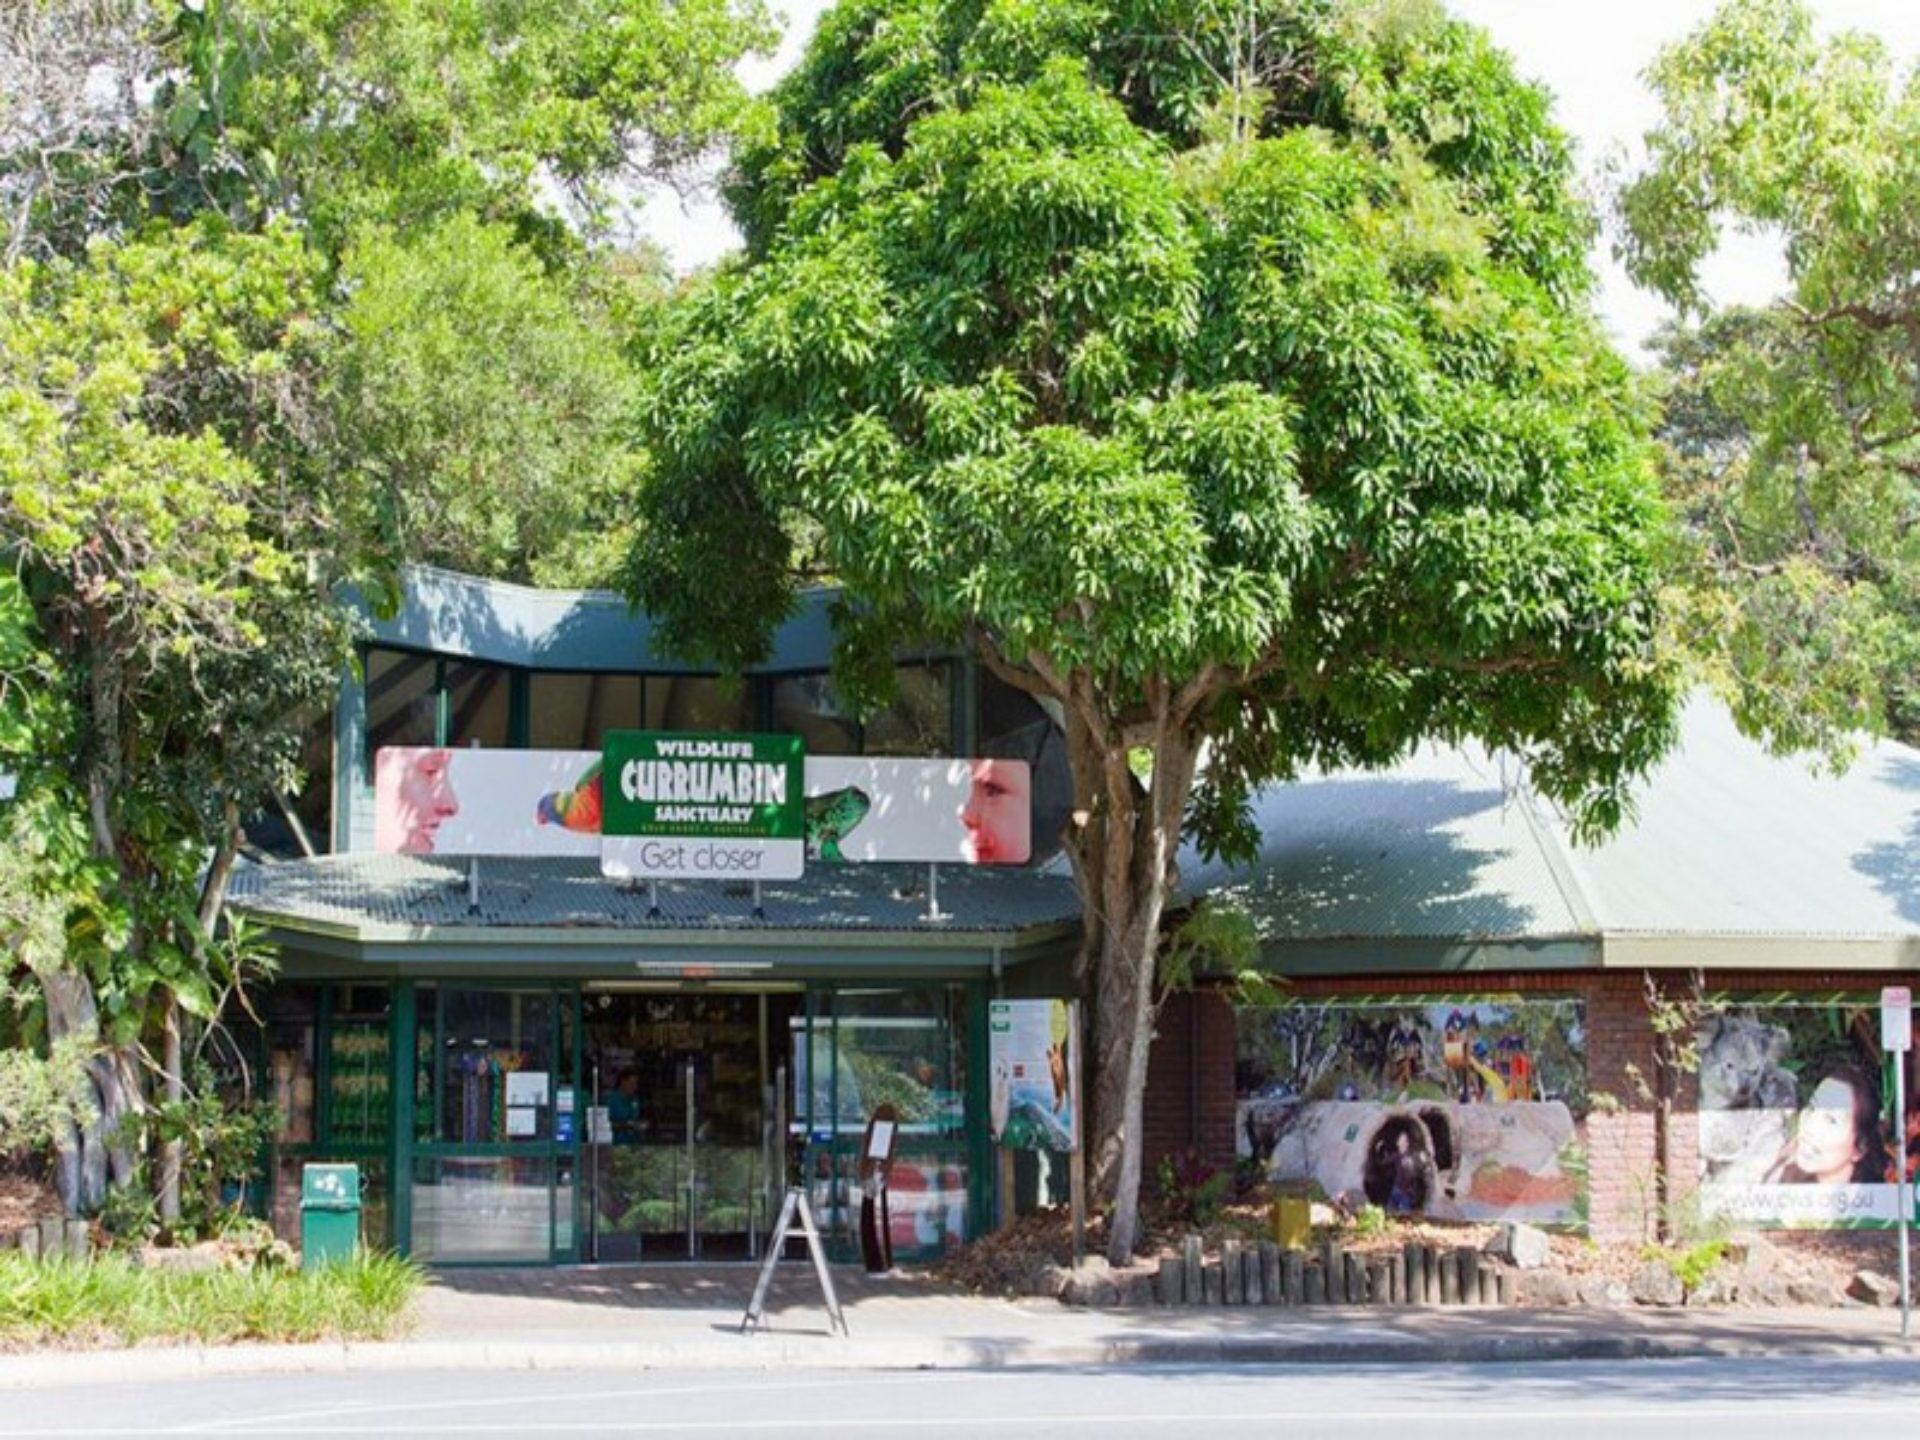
[{"x1": 600, "y1": 732, "x2": 805, "y2": 881}]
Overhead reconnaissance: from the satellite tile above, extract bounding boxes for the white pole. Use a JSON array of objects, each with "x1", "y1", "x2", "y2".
[{"x1": 1899, "y1": 1054, "x2": 1910, "y2": 1342}]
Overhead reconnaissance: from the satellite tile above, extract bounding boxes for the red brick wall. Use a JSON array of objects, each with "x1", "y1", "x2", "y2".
[{"x1": 1143, "y1": 968, "x2": 1908, "y2": 1244}]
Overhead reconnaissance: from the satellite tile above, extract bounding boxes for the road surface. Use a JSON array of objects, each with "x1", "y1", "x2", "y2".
[{"x1": 4, "y1": 1356, "x2": 1917, "y2": 1437}]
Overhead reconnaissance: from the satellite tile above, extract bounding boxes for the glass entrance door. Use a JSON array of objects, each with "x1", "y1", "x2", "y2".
[
  {"x1": 409, "y1": 985, "x2": 577, "y2": 1264},
  {"x1": 583, "y1": 992, "x2": 796, "y2": 1261}
]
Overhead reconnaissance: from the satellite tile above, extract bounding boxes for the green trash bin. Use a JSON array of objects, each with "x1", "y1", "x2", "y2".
[{"x1": 300, "y1": 1163, "x2": 361, "y2": 1271}]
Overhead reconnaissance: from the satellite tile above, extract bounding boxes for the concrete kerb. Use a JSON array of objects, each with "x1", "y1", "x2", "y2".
[{"x1": 0, "y1": 1323, "x2": 1912, "y2": 1390}]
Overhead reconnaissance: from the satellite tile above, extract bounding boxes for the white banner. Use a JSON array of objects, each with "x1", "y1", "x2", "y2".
[
  {"x1": 805, "y1": 758, "x2": 1030, "y2": 865},
  {"x1": 374, "y1": 747, "x2": 1031, "y2": 866},
  {"x1": 374, "y1": 748, "x2": 601, "y2": 858}
]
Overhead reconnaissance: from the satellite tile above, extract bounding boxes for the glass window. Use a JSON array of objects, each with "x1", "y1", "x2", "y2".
[
  {"x1": 529, "y1": 672, "x2": 642, "y2": 750},
  {"x1": 436, "y1": 989, "x2": 557, "y2": 1144},
  {"x1": 769, "y1": 673, "x2": 860, "y2": 755},
  {"x1": 646, "y1": 675, "x2": 748, "y2": 732},
  {"x1": 328, "y1": 986, "x2": 391, "y2": 1149},
  {"x1": 864, "y1": 662, "x2": 954, "y2": 756},
  {"x1": 365, "y1": 647, "x2": 438, "y2": 766},
  {"x1": 444, "y1": 661, "x2": 511, "y2": 749},
  {"x1": 411, "y1": 1156, "x2": 554, "y2": 1263},
  {"x1": 768, "y1": 663, "x2": 955, "y2": 757}
]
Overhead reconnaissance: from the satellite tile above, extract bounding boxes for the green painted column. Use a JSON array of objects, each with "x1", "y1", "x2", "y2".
[{"x1": 388, "y1": 981, "x2": 416, "y2": 1257}]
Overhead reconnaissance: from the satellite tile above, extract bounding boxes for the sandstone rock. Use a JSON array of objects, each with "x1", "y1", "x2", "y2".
[
  {"x1": 1062, "y1": 1263, "x2": 1121, "y2": 1308},
  {"x1": 1119, "y1": 1270, "x2": 1159, "y2": 1308},
  {"x1": 1576, "y1": 1276, "x2": 1630, "y2": 1308},
  {"x1": 1738, "y1": 1273, "x2": 1793, "y2": 1308},
  {"x1": 1684, "y1": 1274, "x2": 1734, "y2": 1307},
  {"x1": 1848, "y1": 1270, "x2": 1900, "y2": 1308},
  {"x1": 1629, "y1": 1260, "x2": 1684, "y2": 1307},
  {"x1": 1722, "y1": 1231, "x2": 1783, "y2": 1278},
  {"x1": 1515, "y1": 1269, "x2": 1579, "y2": 1308},
  {"x1": 1487, "y1": 1223, "x2": 1552, "y2": 1270},
  {"x1": 1786, "y1": 1277, "x2": 1845, "y2": 1308}
]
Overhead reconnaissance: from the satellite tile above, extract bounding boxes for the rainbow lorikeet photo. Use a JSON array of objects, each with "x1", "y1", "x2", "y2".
[{"x1": 537, "y1": 761, "x2": 603, "y2": 834}]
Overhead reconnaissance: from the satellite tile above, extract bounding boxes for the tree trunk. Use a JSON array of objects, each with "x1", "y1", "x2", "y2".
[
  {"x1": 40, "y1": 970, "x2": 140, "y2": 1216},
  {"x1": 1075, "y1": 704, "x2": 1203, "y2": 1265},
  {"x1": 159, "y1": 994, "x2": 183, "y2": 1227}
]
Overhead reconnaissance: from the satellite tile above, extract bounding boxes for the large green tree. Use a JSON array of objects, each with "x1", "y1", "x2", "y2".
[
  {"x1": 1619, "y1": 0, "x2": 1920, "y2": 750},
  {"x1": 629, "y1": 0, "x2": 1677, "y2": 1258}
]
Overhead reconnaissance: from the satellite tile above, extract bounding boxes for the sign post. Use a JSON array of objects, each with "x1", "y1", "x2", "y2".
[{"x1": 1884, "y1": 985, "x2": 1912, "y2": 1342}]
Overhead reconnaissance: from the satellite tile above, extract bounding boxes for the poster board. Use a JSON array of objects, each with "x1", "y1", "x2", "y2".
[{"x1": 989, "y1": 999, "x2": 1074, "y2": 1152}]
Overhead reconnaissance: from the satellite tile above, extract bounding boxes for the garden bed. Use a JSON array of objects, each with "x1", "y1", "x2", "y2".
[{"x1": 0, "y1": 1252, "x2": 421, "y2": 1351}]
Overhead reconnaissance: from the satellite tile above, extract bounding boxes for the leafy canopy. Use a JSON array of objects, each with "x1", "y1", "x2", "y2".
[
  {"x1": 1619, "y1": 0, "x2": 1920, "y2": 749},
  {"x1": 631, "y1": 0, "x2": 1676, "y2": 843}
]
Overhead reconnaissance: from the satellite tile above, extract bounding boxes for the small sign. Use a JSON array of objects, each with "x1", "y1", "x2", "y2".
[
  {"x1": 866, "y1": 1119, "x2": 896, "y2": 1162},
  {"x1": 1884, "y1": 986, "x2": 1913, "y2": 1053},
  {"x1": 601, "y1": 731, "x2": 805, "y2": 881},
  {"x1": 989, "y1": 999, "x2": 1074, "y2": 1152}
]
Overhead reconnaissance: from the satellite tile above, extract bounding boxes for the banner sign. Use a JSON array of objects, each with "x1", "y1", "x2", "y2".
[
  {"x1": 804, "y1": 758, "x2": 1030, "y2": 866},
  {"x1": 373, "y1": 743, "x2": 1032, "y2": 873},
  {"x1": 1698, "y1": 1001, "x2": 1920, "y2": 1228},
  {"x1": 375, "y1": 748, "x2": 602, "y2": 859},
  {"x1": 1234, "y1": 996, "x2": 1589, "y2": 1225},
  {"x1": 989, "y1": 999, "x2": 1074, "y2": 1152},
  {"x1": 600, "y1": 731, "x2": 804, "y2": 881}
]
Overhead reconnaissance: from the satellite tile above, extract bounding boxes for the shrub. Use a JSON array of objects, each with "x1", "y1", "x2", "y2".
[
  {"x1": 1155, "y1": 1149, "x2": 1231, "y2": 1228},
  {"x1": 0, "y1": 1252, "x2": 421, "y2": 1348}
]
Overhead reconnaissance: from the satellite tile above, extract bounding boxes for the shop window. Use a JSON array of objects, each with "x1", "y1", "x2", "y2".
[
  {"x1": 646, "y1": 674, "x2": 748, "y2": 732},
  {"x1": 435, "y1": 989, "x2": 558, "y2": 1145},
  {"x1": 444, "y1": 661, "x2": 512, "y2": 749},
  {"x1": 328, "y1": 987, "x2": 391, "y2": 1149},
  {"x1": 365, "y1": 647, "x2": 437, "y2": 765},
  {"x1": 529, "y1": 672, "x2": 642, "y2": 750}
]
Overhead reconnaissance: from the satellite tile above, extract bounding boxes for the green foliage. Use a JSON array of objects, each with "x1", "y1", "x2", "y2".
[
  {"x1": 325, "y1": 215, "x2": 642, "y2": 584},
  {"x1": 0, "y1": 1251, "x2": 421, "y2": 1347},
  {"x1": 0, "y1": 1039, "x2": 96, "y2": 1156},
  {"x1": 1619, "y1": 0, "x2": 1920, "y2": 750},
  {"x1": 152, "y1": 1061, "x2": 279, "y2": 1240},
  {"x1": 1155, "y1": 1149, "x2": 1231, "y2": 1228},
  {"x1": 1642, "y1": 1237, "x2": 1727, "y2": 1292},
  {"x1": 1350, "y1": 1202, "x2": 1389, "y2": 1240},
  {"x1": 631, "y1": 0, "x2": 1677, "y2": 1261}
]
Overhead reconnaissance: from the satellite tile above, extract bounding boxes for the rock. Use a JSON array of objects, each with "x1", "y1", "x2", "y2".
[
  {"x1": 1119, "y1": 1270, "x2": 1159, "y2": 1308},
  {"x1": 1848, "y1": 1270, "x2": 1900, "y2": 1308},
  {"x1": 1516, "y1": 1269, "x2": 1579, "y2": 1307},
  {"x1": 1487, "y1": 1223, "x2": 1552, "y2": 1271},
  {"x1": 1738, "y1": 1273, "x2": 1793, "y2": 1308},
  {"x1": 1723, "y1": 1231, "x2": 1783, "y2": 1278},
  {"x1": 1577, "y1": 1277, "x2": 1631, "y2": 1308},
  {"x1": 1684, "y1": 1273, "x2": 1734, "y2": 1307},
  {"x1": 1629, "y1": 1260, "x2": 1685, "y2": 1307},
  {"x1": 1061, "y1": 1259, "x2": 1121, "y2": 1308},
  {"x1": 1786, "y1": 1277, "x2": 1845, "y2": 1308}
]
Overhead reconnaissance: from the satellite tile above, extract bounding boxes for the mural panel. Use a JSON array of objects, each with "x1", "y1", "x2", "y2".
[
  {"x1": 1235, "y1": 996, "x2": 1588, "y2": 1226},
  {"x1": 1698, "y1": 1000, "x2": 1920, "y2": 1227}
]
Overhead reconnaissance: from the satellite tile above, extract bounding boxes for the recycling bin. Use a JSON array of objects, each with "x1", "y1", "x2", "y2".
[{"x1": 299, "y1": 1162, "x2": 361, "y2": 1271}]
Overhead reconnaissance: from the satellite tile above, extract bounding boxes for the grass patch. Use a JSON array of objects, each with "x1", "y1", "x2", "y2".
[{"x1": 0, "y1": 1252, "x2": 421, "y2": 1349}]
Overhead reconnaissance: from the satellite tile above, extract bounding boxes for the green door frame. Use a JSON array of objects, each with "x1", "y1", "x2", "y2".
[{"x1": 396, "y1": 979, "x2": 582, "y2": 1266}]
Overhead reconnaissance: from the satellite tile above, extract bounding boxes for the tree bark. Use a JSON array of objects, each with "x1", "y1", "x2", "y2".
[
  {"x1": 1077, "y1": 698, "x2": 1203, "y2": 1264},
  {"x1": 40, "y1": 969, "x2": 140, "y2": 1216},
  {"x1": 159, "y1": 994, "x2": 182, "y2": 1226}
]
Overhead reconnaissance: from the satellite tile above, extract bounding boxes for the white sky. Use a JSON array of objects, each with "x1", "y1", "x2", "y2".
[{"x1": 633, "y1": 0, "x2": 1920, "y2": 358}]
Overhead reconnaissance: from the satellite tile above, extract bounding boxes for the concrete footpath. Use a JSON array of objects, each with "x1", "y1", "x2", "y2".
[{"x1": 2, "y1": 1264, "x2": 1914, "y2": 1390}]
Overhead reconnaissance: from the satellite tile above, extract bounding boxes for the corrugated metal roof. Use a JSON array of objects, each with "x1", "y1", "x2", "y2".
[
  {"x1": 1554, "y1": 699, "x2": 1920, "y2": 941},
  {"x1": 227, "y1": 852, "x2": 1081, "y2": 940},
  {"x1": 1179, "y1": 742, "x2": 1586, "y2": 943}
]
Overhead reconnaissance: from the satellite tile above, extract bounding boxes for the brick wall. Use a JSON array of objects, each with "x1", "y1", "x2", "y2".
[{"x1": 1142, "y1": 967, "x2": 1908, "y2": 1244}]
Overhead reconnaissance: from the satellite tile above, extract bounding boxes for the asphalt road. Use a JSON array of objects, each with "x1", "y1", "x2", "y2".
[{"x1": 5, "y1": 1357, "x2": 1920, "y2": 1438}]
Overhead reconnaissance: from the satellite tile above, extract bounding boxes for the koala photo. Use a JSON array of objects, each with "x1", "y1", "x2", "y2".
[{"x1": 1697, "y1": 1012, "x2": 1799, "y2": 1185}]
